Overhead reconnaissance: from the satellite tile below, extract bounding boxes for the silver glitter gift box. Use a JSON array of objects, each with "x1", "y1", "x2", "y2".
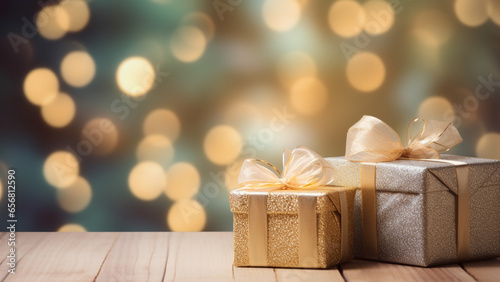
[{"x1": 327, "y1": 154, "x2": 500, "y2": 266}]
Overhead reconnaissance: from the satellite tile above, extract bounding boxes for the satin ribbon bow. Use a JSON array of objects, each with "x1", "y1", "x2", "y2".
[
  {"x1": 346, "y1": 115, "x2": 463, "y2": 162},
  {"x1": 238, "y1": 146, "x2": 336, "y2": 189}
]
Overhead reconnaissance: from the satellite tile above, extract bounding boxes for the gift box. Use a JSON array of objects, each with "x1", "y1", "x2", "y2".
[
  {"x1": 230, "y1": 146, "x2": 356, "y2": 268},
  {"x1": 327, "y1": 115, "x2": 500, "y2": 266}
]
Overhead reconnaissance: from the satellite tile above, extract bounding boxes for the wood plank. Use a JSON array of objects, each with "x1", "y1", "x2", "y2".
[
  {"x1": 3, "y1": 232, "x2": 118, "y2": 282},
  {"x1": 0, "y1": 233, "x2": 49, "y2": 281},
  {"x1": 233, "y1": 266, "x2": 276, "y2": 282},
  {"x1": 163, "y1": 232, "x2": 234, "y2": 282},
  {"x1": 95, "y1": 232, "x2": 169, "y2": 282},
  {"x1": 275, "y1": 267, "x2": 344, "y2": 282},
  {"x1": 340, "y1": 259, "x2": 475, "y2": 282},
  {"x1": 461, "y1": 258, "x2": 500, "y2": 281}
]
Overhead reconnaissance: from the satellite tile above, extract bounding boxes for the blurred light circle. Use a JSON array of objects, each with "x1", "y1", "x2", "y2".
[
  {"x1": 455, "y1": 0, "x2": 488, "y2": 27},
  {"x1": 276, "y1": 51, "x2": 317, "y2": 88},
  {"x1": 363, "y1": 0, "x2": 394, "y2": 35},
  {"x1": 116, "y1": 57, "x2": 155, "y2": 96},
  {"x1": 413, "y1": 10, "x2": 452, "y2": 47},
  {"x1": 41, "y1": 93, "x2": 76, "y2": 128},
  {"x1": 143, "y1": 109, "x2": 181, "y2": 141},
  {"x1": 57, "y1": 176, "x2": 92, "y2": 213},
  {"x1": 224, "y1": 159, "x2": 245, "y2": 191},
  {"x1": 58, "y1": 224, "x2": 86, "y2": 232},
  {"x1": 165, "y1": 162, "x2": 200, "y2": 201},
  {"x1": 23, "y1": 68, "x2": 59, "y2": 106},
  {"x1": 128, "y1": 162, "x2": 166, "y2": 201},
  {"x1": 262, "y1": 0, "x2": 301, "y2": 32},
  {"x1": 204, "y1": 125, "x2": 242, "y2": 165},
  {"x1": 346, "y1": 52, "x2": 385, "y2": 92},
  {"x1": 167, "y1": 199, "x2": 206, "y2": 231},
  {"x1": 82, "y1": 118, "x2": 119, "y2": 156},
  {"x1": 328, "y1": 0, "x2": 366, "y2": 37},
  {"x1": 417, "y1": 96, "x2": 454, "y2": 122},
  {"x1": 61, "y1": 51, "x2": 95, "y2": 87},
  {"x1": 476, "y1": 133, "x2": 500, "y2": 159},
  {"x1": 36, "y1": 5, "x2": 70, "y2": 40},
  {"x1": 488, "y1": 0, "x2": 500, "y2": 25},
  {"x1": 170, "y1": 26, "x2": 206, "y2": 63},
  {"x1": 290, "y1": 76, "x2": 328, "y2": 116},
  {"x1": 136, "y1": 134, "x2": 174, "y2": 169},
  {"x1": 182, "y1": 12, "x2": 215, "y2": 41},
  {"x1": 58, "y1": 0, "x2": 90, "y2": 32},
  {"x1": 43, "y1": 151, "x2": 79, "y2": 188}
]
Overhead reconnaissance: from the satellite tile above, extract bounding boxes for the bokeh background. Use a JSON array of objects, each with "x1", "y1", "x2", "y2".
[{"x1": 1, "y1": 0, "x2": 500, "y2": 231}]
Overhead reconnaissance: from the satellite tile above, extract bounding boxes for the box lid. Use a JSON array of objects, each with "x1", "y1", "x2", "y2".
[
  {"x1": 327, "y1": 154, "x2": 500, "y2": 195},
  {"x1": 229, "y1": 187, "x2": 356, "y2": 214}
]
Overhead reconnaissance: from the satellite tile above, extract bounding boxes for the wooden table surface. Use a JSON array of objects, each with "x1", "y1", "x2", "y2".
[{"x1": 0, "y1": 232, "x2": 499, "y2": 282}]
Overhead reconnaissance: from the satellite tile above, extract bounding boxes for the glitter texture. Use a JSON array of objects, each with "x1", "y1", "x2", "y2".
[
  {"x1": 327, "y1": 154, "x2": 500, "y2": 266},
  {"x1": 230, "y1": 187, "x2": 356, "y2": 268}
]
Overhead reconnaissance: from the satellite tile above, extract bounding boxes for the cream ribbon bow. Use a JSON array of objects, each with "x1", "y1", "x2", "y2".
[
  {"x1": 346, "y1": 115, "x2": 463, "y2": 162},
  {"x1": 238, "y1": 146, "x2": 336, "y2": 189}
]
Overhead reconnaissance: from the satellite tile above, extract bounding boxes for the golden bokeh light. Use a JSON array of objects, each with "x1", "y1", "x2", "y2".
[
  {"x1": 128, "y1": 162, "x2": 166, "y2": 201},
  {"x1": 276, "y1": 51, "x2": 317, "y2": 88},
  {"x1": 417, "y1": 96, "x2": 454, "y2": 122},
  {"x1": 454, "y1": 0, "x2": 488, "y2": 27},
  {"x1": 413, "y1": 10, "x2": 452, "y2": 47},
  {"x1": 116, "y1": 57, "x2": 155, "y2": 96},
  {"x1": 60, "y1": 51, "x2": 96, "y2": 87},
  {"x1": 363, "y1": 0, "x2": 394, "y2": 35},
  {"x1": 262, "y1": 0, "x2": 301, "y2": 32},
  {"x1": 136, "y1": 134, "x2": 174, "y2": 168},
  {"x1": 43, "y1": 151, "x2": 80, "y2": 189},
  {"x1": 41, "y1": 93, "x2": 76, "y2": 128},
  {"x1": 224, "y1": 159, "x2": 245, "y2": 191},
  {"x1": 476, "y1": 133, "x2": 500, "y2": 159},
  {"x1": 167, "y1": 199, "x2": 206, "y2": 231},
  {"x1": 165, "y1": 162, "x2": 200, "y2": 201},
  {"x1": 223, "y1": 101, "x2": 263, "y2": 130},
  {"x1": 57, "y1": 176, "x2": 92, "y2": 213},
  {"x1": 346, "y1": 52, "x2": 385, "y2": 92},
  {"x1": 204, "y1": 125, "x2": 242, "y2": 165},
  {"x1": 290, "y1": 76, "x2": 328, "y2": 116},
  {"x1": 82, "y1": 118, "x2": 119, "y2": 156},
  {"x1": 36, "y1": 5, "x2": 70, "y2": 40},
  {"x1": 143, "y1": 109, "x2": 181, "y2": 142},
  {"x1": 23, "y1": 68, "x2": 59, "y2": 106},
  {"x1": 182, "y1": 12, "x2": 215, "y2": 41},
  {"x1": 328, "y1": 0, "x2": 366, "y2": 37},
  {"x1": 488, "y1": 0, "x2": 500, "y2": 25},
  {"x1": 58, "y1": 224, "x2": 86, "y2": 232},
  {"x1": 58, "y1": 0, "x2": 90, "y2": 32},
  {"x1": 170, "y1": 26, "x2": 207, "y2": 63}
]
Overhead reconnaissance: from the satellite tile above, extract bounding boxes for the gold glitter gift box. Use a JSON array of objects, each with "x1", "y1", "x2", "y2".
[
  {"x1": 328, "y1": 115, "x2": 500, "y2": 266},
  {"x1": 230, "y1": 146, "x2": 355, "y2": 268},
  {"x1": 230, "y1": 187, "x2": 356, "y2": 268}
]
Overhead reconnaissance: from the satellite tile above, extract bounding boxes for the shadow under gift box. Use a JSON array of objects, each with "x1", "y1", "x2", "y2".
[
  {"x1": 230, "y1": 187, "x2": 356, "y2": 268},
  {"x1": 327, "y1": 154, "x2": 500, "y2": 267}
]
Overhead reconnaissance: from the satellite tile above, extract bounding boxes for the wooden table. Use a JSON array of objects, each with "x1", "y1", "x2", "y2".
[{"x1": 0, "y1": 232, "x2": 498, "y2": 281}]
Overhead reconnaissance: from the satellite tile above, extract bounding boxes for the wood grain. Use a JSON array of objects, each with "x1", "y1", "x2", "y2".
[
  {"x1": 461, "y1": 258, "x2": 500, "y2": 282},
  {"x1": 95, "y1": 233, "x2": 169, "y2": 282},
  {"x1": 340, "y1": 259, "x2": 475, "y2": 282},
  {"x1": 0, "y1": 232, "x2": 498, "y2": 281}
]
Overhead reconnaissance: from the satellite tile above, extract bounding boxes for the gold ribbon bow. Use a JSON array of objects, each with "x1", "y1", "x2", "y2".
[
  {"x1": 237, "y1": 146, "x2": 349, "y2": 267},
  {"x1": 345, "y1": 115, "x2": 470, "y2": 261},
  {"x1": 239, "y1": 146, "x2": 336, "y2": 190}
]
